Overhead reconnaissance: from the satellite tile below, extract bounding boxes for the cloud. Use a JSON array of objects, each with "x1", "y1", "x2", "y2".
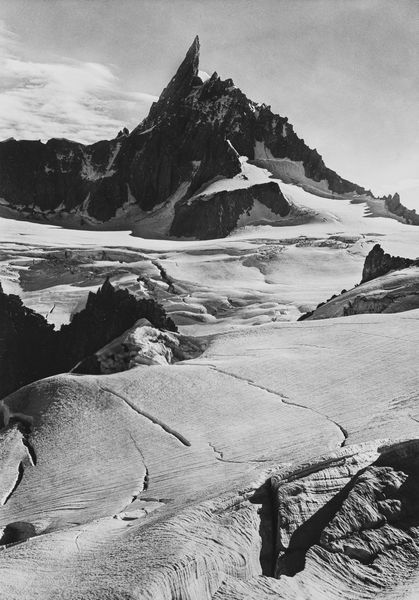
[{"x1": 0, "y1": 21, "x2": 156, "y2": 143}]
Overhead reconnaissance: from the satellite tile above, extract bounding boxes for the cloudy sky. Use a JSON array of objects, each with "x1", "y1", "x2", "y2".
[{"x1": 0, "y1": 0, "x2": 418, "y2": 207}]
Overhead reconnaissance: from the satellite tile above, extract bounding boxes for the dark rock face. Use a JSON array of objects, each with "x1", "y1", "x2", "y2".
[
  {"x1": 0, "y1": 280, "x2": 176, "y2": 399},
  {"x1": 0, "y1": 137, "x2": 122, "y2": 221},
  {"x1": 0, "y1": 283, "x2": 56, "y2": 399},
  {"x1": 361, "y1": 244, "x2": 417, "y2": 284},
  {"x1": 0, "y1": 36, "x2": 377, "y2": 237},
  {"x1": 385, "y1": 193, "x2": 419, "y2": 226},
  {"x1": 170, "y1": 181, "x2": 290, "y2": 239},
  {"x1": 56, "y1": 278, "x2": 177, "y2": 371}
]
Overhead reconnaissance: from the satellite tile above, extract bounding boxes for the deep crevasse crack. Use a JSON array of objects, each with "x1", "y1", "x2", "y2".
[
  {"x1": 1, "y1": 426, "x2": 37, "y2": 506},
  {"x1": 208, "y1": 442, "x2": 275, "y2": 464},
  {"x1": 2, "y1": 462, "x2": 25, "y2": 506},
  {"x1": 22, "y1": 437, "x2": 37, "y2": 466},
  {"x1": 128, "y1": 432, "x2": 149, "y2": 496},
  {"x1": 204, "y1": 364, "x2": 348, "y2": 448},
  {"x1": 98, "y1": 385, "x2": 191, "y2": 447}
]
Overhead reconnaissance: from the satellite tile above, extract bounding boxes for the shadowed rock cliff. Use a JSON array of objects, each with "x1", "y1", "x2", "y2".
[
  {"x1": 0, "y1": 282, "x2": 55, "y2": 399},
  {"x1": 170, "y1": 181, "x2": 290, "y2": 239},
  {"x1": 361, "y1": 244, "x2": 417, "y2": 284},
  {"x1": 0, "y1": 279, "x2": 176, "y2": 398},
  {"x1": 0, "y1": 37, "x2": 382, "y2": 238}
]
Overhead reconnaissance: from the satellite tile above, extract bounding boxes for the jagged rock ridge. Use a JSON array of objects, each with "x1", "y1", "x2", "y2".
[
  {"x1": 299, "y1": 244, "x2": 419, "y2": 320},
  {"x1": 361, "y1": 244, "x2": 418, "y2": 284},
  {"x1": 0, "y1": 36, "x2": 407, "y2": 238},
  {"x1": 74, "y1": 318, "x2": 203, "y2": 375},
  {"x1": 0, "y1": 282, "x2": 55, "y2": 399},
  {"x1": 385, "y1": 193, "x2": 419, "y2": 225},
  {"x1": 0, "y1": 279, "x2": 176, "y2": 399}
]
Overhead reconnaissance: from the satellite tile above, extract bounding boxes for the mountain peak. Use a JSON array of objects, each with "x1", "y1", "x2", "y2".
[
  {"x1": 1, "y1": 36, "x2": 412, "y2": 237},
  {"x1": 190, "y1": 35, "x2": 200, "y2": 56},
  {"x1": 148, "y1": 36, "x2": 201, "y2": 118},
  {"x1": 178, "y1": 35, "x2": 200, "y2": 74}
]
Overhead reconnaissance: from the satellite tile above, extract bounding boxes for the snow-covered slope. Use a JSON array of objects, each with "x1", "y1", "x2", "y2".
[
  {"x1": 1, "y1": 309, "x2": 419, "y2": 598},
  {"x1": 0, "y1": 35, "x2": 418, "y2": 600},
  {"x1": 0, "y1": 170, "x2": 418, "y2": 597},
  {"x1": 1, "y1": 167, "x2": 418, "y2": 332},
  {"x1": 304, "y1": 267, "x2": 419, "y2": 320}
]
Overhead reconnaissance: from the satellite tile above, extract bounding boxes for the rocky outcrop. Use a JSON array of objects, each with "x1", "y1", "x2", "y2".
[
  {"x1": 361, "y1": 244, "x2": 417, "y2": 284},
  {"x1": 170, "y1": 181, "x2": 290, "y2": 239},
  {"x1": 55, "y1": 278, "x2": 176, "y2": 372},
  {"x1": 0, "y1": 37, "x2": 382, "y2": 238},
  {"x1": 74, "y1": 318, "x2": 202, "y2": 374},
  {"x1": 302, "y1": 279, "x2": 419, "y2": 319},
  {"x1": 0, "y1": 279, "x2": 176, "y2": 398},
  {"x1": 271, "y1": 440, "x2": 419, "y2": 597},
  {"x1": 385, "y1": 193, "x2": 419, "y2": 225},
  {"x1": 299, "y1": 245, "x2": 419, "y2": 321}
]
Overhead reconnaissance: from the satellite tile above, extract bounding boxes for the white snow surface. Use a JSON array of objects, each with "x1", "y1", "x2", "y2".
[
  {"x1": 254, "y1": 140, "x2": 332, "y2": 193},
  {"x1": 1, "y1": 166, "x2": 418, "y2": 332},
  {"x1": 198, "y1": 70, "x2": 210, "y2": 82},
  {"x1": 195, "y1": 156, "x2": 274, "y2": 197},
  {"x1": 1, "y1": 162, "x2": 417, "y2": 257},
  {"x1": 1, "y1": 312, "x2": 419, "y2": 598},
  {"x1": 1, "y1": 161, "x2": 419, "y2": 599}
]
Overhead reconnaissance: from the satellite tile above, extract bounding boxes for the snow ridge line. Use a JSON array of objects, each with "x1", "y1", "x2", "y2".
[
  {"x1": 201, "y1": 364, "x2": 348, "y2": 448},
  {"x1": 98, "y1": 385, "x2": 191, "y2": 447}
]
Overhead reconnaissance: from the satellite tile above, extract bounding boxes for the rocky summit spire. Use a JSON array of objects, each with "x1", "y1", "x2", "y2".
[
  {"x1": 2, "y1": 35, "x2": 406, "y2": 238},
  {"x1": 361, "y1": 244, "x2": 416, "y2": 284},
  {"x1": 148, "y1": 36, "x2": 201, "y2": 117}
]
